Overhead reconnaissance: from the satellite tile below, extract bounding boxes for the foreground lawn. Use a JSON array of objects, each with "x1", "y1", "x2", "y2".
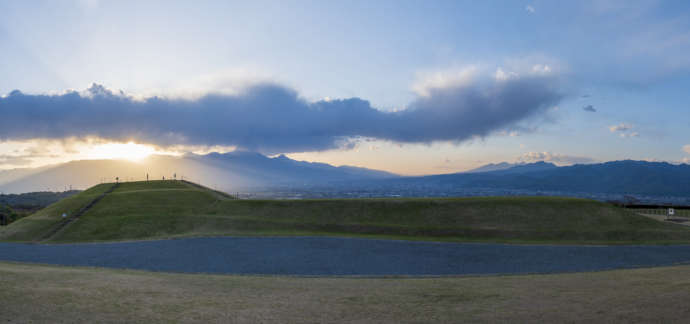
[{"x1": 1, "y1": 262, "x2": 689, "y2": 323}]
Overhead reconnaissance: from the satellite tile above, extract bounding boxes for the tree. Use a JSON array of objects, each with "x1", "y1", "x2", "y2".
[{"x1": 0, "y1": 204, "x2": 18, "y2": 226}]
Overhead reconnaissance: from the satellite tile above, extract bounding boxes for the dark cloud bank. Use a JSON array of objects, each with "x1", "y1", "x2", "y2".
[{"x1": 0, "y1": 76, "x2": 561, "y2": 154}]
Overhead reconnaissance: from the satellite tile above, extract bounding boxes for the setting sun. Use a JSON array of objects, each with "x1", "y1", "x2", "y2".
[{"x1": 82, "y1": 142, "x2": 156, "y2": 162}]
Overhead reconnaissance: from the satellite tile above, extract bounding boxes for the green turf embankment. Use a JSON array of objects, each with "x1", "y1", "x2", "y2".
[
  {"x1": 1, "y1": 180, "x2": 689, "y2": 244},
  {"x1": 0, "y1": 184, "x2": 114, "y2": 242}
]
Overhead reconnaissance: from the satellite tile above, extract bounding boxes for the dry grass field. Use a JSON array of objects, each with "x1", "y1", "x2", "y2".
[{"x1": 1, "y1": 261, "x2": 689, "y2": 323}]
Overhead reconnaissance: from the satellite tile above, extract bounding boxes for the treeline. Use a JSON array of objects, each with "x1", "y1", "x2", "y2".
[
  {"x1": 0, "y1": 190, "x2": 80, "y2": 208},
  {"x1": 0, "y1": 190, "x2": 80, "y2": 226}
]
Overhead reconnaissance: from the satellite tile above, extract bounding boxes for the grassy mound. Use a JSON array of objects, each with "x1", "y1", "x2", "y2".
[
  {"x1": 1, "y1": 180, "x2": 689, "y2": 244},
  {"x1": 0, "y1": 184, "x2": 114, "y2": 241}
]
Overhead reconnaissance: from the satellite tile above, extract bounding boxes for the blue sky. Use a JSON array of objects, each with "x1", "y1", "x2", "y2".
[{"x1": 1, "y1": 0, "x2": 689, "y2": 174}]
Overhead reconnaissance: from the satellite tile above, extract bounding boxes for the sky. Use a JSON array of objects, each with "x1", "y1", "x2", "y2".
[{"x1": 1, "y1": 0, "x2": 689, "y2": 175}]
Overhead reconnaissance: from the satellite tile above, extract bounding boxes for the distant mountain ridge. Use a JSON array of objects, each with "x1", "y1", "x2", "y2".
[
  {"x1": 464, "y1": 162, "x2": 517, "y2": 173},
  {"x1": 1, "y1": 155, "x2": 689, "y2": 199},
  {"x1": 194, "y1": 151, "x2": 393, "y2": 181},
  {"x1": 394, "y1": 160, "x2": 690, "y2": 197},
  {"x1": 0, "y1": 152, "x2": 397, "y2": 194},
  {"x1": 466, "y1": 161, "x2": 558, "y2": 174}
]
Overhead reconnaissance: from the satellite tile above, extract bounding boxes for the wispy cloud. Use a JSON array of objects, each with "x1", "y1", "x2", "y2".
[
  {"x1": 525, "y1": 5, "x2": 535, "y2": 13},
  {"x1": 517, "y1": 151, "x2": 596, "y2": 165},
  {"x1": 0, "y1": 141, "x2": 61, "y2": 168},
  {"x1": 609, "y1": 123, "x2": 639, "y2": 138},
  {"x1": 621, "y1": 132, "x2": 639, "y2": 138},
  {"x1": 0, "y1": 68, "x2": 562, "y2": 154},
  {"x1": 609, "y1": 123, "x2": 631, "y2": 132},
  {"x1": 582, "y1": 105, "x2": 596, "y2": 112},
  {"x1": 0, "y1": 155, "x2": 32, "y2": 166}
]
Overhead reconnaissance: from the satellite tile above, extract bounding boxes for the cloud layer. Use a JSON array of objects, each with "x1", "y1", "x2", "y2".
[{"x1": 0, "y1": 71, "x2": 561, "y2": 154}]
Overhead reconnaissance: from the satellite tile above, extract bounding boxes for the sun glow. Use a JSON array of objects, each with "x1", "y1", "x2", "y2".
[{"x1": 83, "y1": 142, "x2": 157, "y2": 162}]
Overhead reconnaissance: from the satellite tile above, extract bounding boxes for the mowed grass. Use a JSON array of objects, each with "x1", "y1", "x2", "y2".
[
  {"x1": 55, "y1": 181, "x2": 218, "y2": 242},
  {"x1": 208, "y1": 197, "x2": 690, "y2": 244},
  {"x1": 0, "y1": 183, "x2": 114, "y2": 242},
  {"x1": 1, "y1": 261, "x2": 689, "y2": 323},
  {"x1": 2, "y1": 180, "x2": 690, "y2": 244}
]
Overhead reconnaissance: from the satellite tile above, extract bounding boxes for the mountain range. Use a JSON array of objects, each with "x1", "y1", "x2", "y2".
[
  {"x1": 391, "y1": 160, "x2": 690, "y2": 198},
  {"x1": 0, "y1": 151, "x2": 395, "y2": 194},
  {"x1": 1, "y1": 153, "x2": 689, "y2": 200},
  {"x1": 465, "y1": 161, "x2": 559, "y2": 174}
]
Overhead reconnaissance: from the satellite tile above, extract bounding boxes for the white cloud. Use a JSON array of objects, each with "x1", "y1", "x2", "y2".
[
  {"x1": 525, "y1": 5, "x2": 535, "y2": 13},
  {"x1": 414, "y1": 59, "x2": 561, "y2": 97},
  {"x1": 517, "y1": 151, "x2": 596, "y2": 166},
  {"x1": 412, "y1": 66, "x2": 479, "y2": 97},
  {"x1": 531, "y1": 64, "x2": 552, "y2": 75},
  {"x1": 496, "y1": 130, "x2": 521, "y2": 137},
  {"x1": 617, "y1": 131, "x2": 639, "y2": 138},
  {"x1": 609, "y1": 123, "x2": 632, "y2": 132},
  {"x1": 136, "y1": 66, "x2": 277, "y2": 100},
  {"x1": 494, "y1": 68, "x2": 518, "y2": 81},
  {"x1": 609, "y1": 123, "x2": 639, "y2": 138},
  {"x1": 684, "y1": 145, "x2": 690, "y2": 154}
]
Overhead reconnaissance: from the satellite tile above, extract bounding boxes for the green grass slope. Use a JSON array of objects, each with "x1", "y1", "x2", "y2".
[
  {"x1": 2, "y1": 180, "x2": 689, "y2": 244},
  {"x1": 0, "y1": 183, "x2": 114, "y2": 241}
]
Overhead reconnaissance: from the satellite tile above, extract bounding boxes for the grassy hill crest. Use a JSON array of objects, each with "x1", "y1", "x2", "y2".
[{"x1": 1, "y1": 180, "x2": 689, "y2": 244}]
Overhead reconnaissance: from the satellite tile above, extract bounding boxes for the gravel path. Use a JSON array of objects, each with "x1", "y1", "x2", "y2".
[
  {"x1": 638, "y1": 213, "x2": 690, "y2": 227},
  {"x1": 2, "y1": 237, "x2": 690, "y2": 276}
]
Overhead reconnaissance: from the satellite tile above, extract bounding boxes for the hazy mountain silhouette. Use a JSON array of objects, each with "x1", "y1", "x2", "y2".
[
  {"x1": 465, "y1": 161, "x2": 558, "y2": 174},
  {"x1": 391, "y1": 160, "x2": 690, "y2": 197},
  {"x1": 0, "y1": 152, "x2": 397, "y2": 194},
  {"x1": 1, "y1": 156, "x2": 688, "y2": 198},
  {"x1": 464, "y1": 162, "x2": 516, "y2": 173}
]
